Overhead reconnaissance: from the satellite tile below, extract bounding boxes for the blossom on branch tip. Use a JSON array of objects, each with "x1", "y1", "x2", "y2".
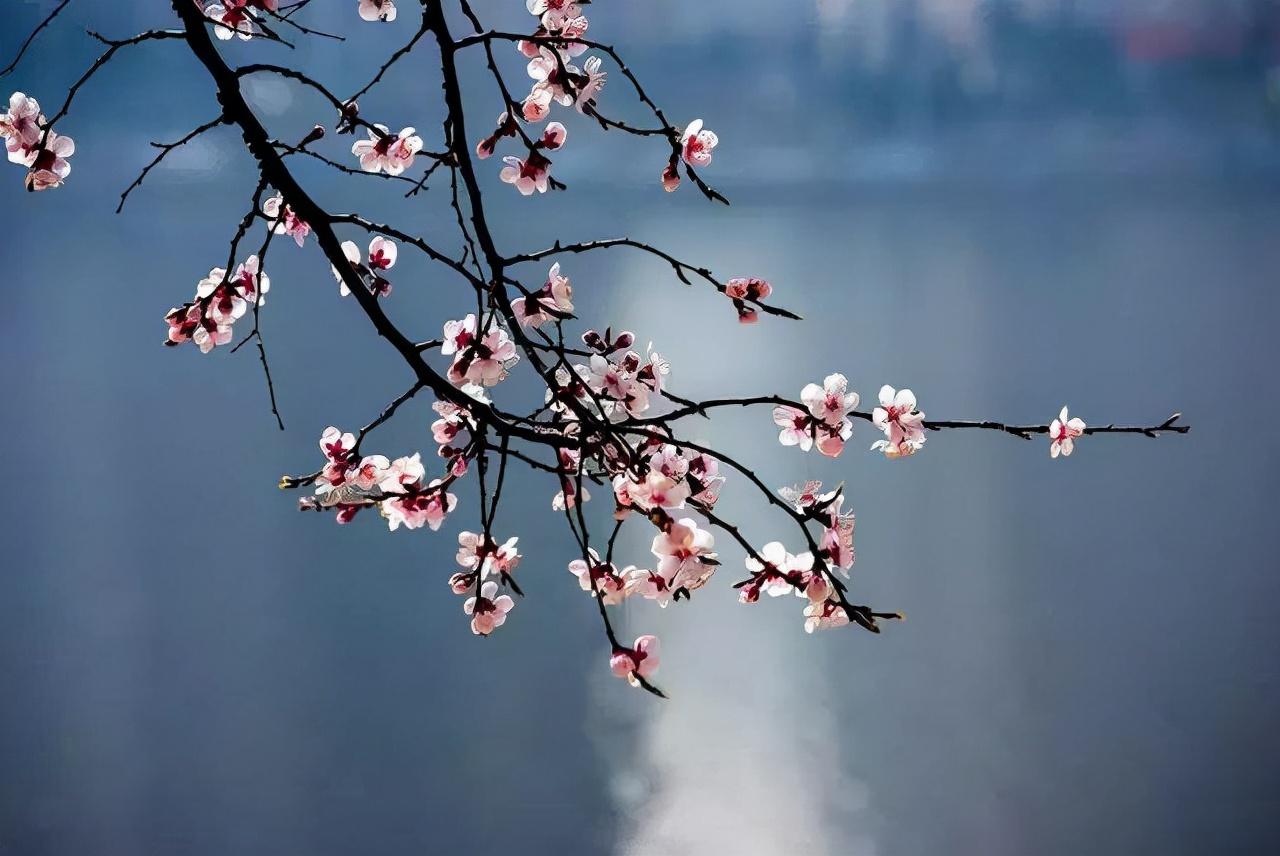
[
  {"x1": 610, "y1": 635, "x2": 660, "y2": 687},
  {"x1": 464, "y1": 581, "x2": 514, "y2": 636},
  {"x1": 499, "y1": 152, "x2": 553, "y2": 195},
  {"x1": 262, "y1": 193, "x2": 311, "y2": 247},
  {"x1": 1, "y1": 93, "x2": 43, "y2": 156},
  {"x1": 871, "y1": 385, "x2": 926, "y2": 459},
  {"x1": 680, "y1": 119, "x2": 718, "y2": 168},
  {"x1": 1049, "y1": 406, "x2": 1086, "y2": 458},
  {"x1": 351, "y1": 125, "x2": 423, "y2": 176},
  {"x1": 21, "y1": 131, "x2": 74, "y2": 192},
  {"x1": 568, "y1": 549, "x2": 628, "y2": 605},
  {"x1": 441, "y1": 314, "x2": 519, "y2": 387}
]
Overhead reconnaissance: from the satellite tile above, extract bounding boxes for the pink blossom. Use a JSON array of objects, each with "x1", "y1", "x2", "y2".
[
  {"x1": 21, "y1": 131, "x2": 74, "y2": 192},
  {"x1": 463, "y1": 581, "x2": 515, "y2": 636},
  {"x1": 743, "y1": 541, "x2": 814, "y2": 598},
  {"x1": 521, "y1": 88, "x2": 553, "y2": 123},
  {"x1": 651, "y1": 518, "x2": 717, "y2": 593},
  {"x1": 820, "y1": 495, "x2": 855, "y2": 574},
  {"x1": 499, "y1": 152, "x2": 552, "y2": 195},
  {"x1": 680, "y1": 119, "x2": 718, "y2": 167},
  {"x1": 512, "y1": 262, "x2": 573, "y2": 328},
  {"x1": 804, "y1": 599, "x2": 851, "y2": 633},
  {"x1": 871, "y1": 385, "x2": 927, "y2": 459},
  {"x1": 456, "y1": 531, "x2": 521, "y2": 579},
  {"x1": 318, "y1": 426, "x2": 357, "y2": 486},
  {"x1": 352, "y1": 125, "x2": 423, "y2": 176},
  {"x1": 262, "y1": 193, "x2": 311, "y2": 247},
  {"x1": 610, "y1": 635, "x2": 660, "y2": 687},
  {"x1": 568, "y1": 549, "x2": 627, "y2": 605},
  {"x1": 574, "y1": 56, "x2": 606, "y2": 113},
  {"x1": 375, "y1": 452, "x2": 426, "y2": 495},
  {"x1": 661, "y1": 159, "x2": 681, "y2": 192},
  {"x1": 802, "y1": 373, "x2": 859, "y2": 457},
  {"x1": 441, "y1": 314, "x2": 519, "y2": 387},
  {"x1": 541, "y1": 121, "x2": 568, "y2": 150},
  {"x1": 1049, "y1": 406, "x2": 1086, "y2": 458},
  {"x1": 773, "y1": 405, "x2": 814, "y2": 452},
  {"x1": 625, "y1": 566, "x2": 675, "y2": 608},
  {"x1": 349, "y1": 455, "x2": 390, "y2": 490},
  {"x1": 358, "y1": 0, "x2": 396, "y2": 22},
  {"x1": 382, "y1": 479, "x2": 458, "y2": 531},
  {"x1": 527, "y1": 0, "x2": 581, "y2": 26},
  {"x1": 1, "y1": 93, "x2": 43, "y2": 157},
  {"x1": 205, "y1": 2, "x2": 258, "y2": 41}
]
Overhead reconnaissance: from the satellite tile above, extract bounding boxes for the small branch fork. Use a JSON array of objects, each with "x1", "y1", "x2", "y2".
[{"x1": 13, "y1": 0, "x2": 1190, "y2": 698}]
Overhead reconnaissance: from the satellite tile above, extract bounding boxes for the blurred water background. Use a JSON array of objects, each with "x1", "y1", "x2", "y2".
[{"x1": 1, "y1": 1, "x2": 1278, "y2": 854}]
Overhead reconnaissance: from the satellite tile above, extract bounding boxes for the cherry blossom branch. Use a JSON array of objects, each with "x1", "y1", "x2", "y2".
[
  {"x1": 644, "y1": 394, "x2": 1189, "y2": 441},
  {"x1": 507, "y1": 237, "x2": 803, "y2": 321},
  {"x1": 3, "y1": 0, "x2": 1190, "y2": 696}
]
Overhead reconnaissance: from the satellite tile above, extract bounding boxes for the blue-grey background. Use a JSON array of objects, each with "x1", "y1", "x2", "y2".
[{"x1": 2, "y1": 1, "x2": 1278, "y2": 854}]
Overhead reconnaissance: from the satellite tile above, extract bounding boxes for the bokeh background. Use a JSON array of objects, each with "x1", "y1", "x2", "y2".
[{"x1": 2, "y1": 1, "x2": 1278, "y2": 854}]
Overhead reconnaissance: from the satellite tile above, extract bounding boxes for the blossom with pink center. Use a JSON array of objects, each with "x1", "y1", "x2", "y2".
[
  {"x1": 568, "y1": 549, "x2": 627, "y2": 605},
  {"x1": 499, "y1": 152, "x2": 552, "y2": 195},
  {"x1": 723, "y1": 276, "x2": 772, "y2": 323},
  {"x1": 1049, "y1": 406, "x2": 1087, "y2": 458},
  {"x1": 773, "y1": 405, "x2": 814, "y2": 452},
  {"x1": 541, "y1": 121, "x2": 568, "y2": 150},
  {"x1": 625, "y1": 566, "x2": 675, "y2": 608},
  {"x1": 527, "y1": 0, "x2": 581, "y2": 25},
  {"x1": 680, "y1": 119, "x2": 718, "y2": 168},
  {"x1": 21, "y1": 131, "x2": 74, "y2": 191},
  {"x1": 574, "y1": 56, "x2": 606, "y2": 113},
  {"x1": 512, "y1": 262, "x2": 573, "y2": 328},
  {"x1": 382, "y1": 479, "x2": 458, "y2": 531},
  {"x1": 349, "y1": 455, "x2": 390, "y2": 491},
  {"x1": 456, "y1": 531, "x2": 521, "y2": 579},
  {"x1": 652, "y1": 518, "x2": 717, "y2": 593},
  {"x1": 743, "y1": 541, "x2": 815, "y2": 598},
  {"x1": 521, "y1": 87, "x2": 553, "y2": 123},
  {"x1": 610, "y1": 635, "x2": 660, "y2": 687},
  {"x1": 317, "y1": 426, "x2": 357, "y2": 486},
  {"x1": 526, "y1": 50, "x2": 578, "y2": 106},
  {"x1": 802, "y1": 373, "x2": 860, "y2": 457},
  {"x1": 820, "y1": 495, "x2": 856, "y2": 574},
  {"x1": 205, "y1": 2, "x2": 258, "y2": 41},
  {"x1": 1, "y1": 93, "x2": 43, "y2": 157},
  {"x1": 685, "y1": 451, "x2": 724, "y2": 507},
  {"x1": 262, "y1": 193, "x2": 311, "y2": 247},
  {"x1": 351, "y1": 125, "x2": 423, "y2": 176},
  {"x1": 463, "y1": 581, "x2": 515, "y2": 636},
  {"x1": 629, "y1": 470, "x2": 690, "y2": 512},
  {"x1": 871, "y1": 385, "x2": 927, "y2": 459},
  {"x1": 803, "y1": 598, "x2": 851, "y2": 633},
  {"x1": 778, "y1": 480, "x2": 836, "y2": 514},
  {"x1": 332, "y1": 237, "x2": 397, "y2": 298},
  {"x1": 358, "y1": 0, "x2": 396, "y2": 22},
  {"x1": 375, "y1": 452, "x2": 426, "y2": 495},
  {"x1": 441, "y1": 315, "x2": 519, "y2": 387}
]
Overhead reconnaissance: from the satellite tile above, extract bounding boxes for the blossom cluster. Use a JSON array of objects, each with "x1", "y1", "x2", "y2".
[
  {"x1": 441, "y1": 314, "x2": 521, "y2": 387},
  {"x1": 450, "y1": 531, "x2": 521, "y2": 635},
  {"x1": 302, "y1": 427, "x2": 460, "y2": 531},
  {"x1": 332, "y1": 236, "x2": 398, "y2": 298},
  {"x1": 0, "y1": 92, "x2": 74, "y2": 191},
  {"x1": 735, "y1": 482, "x2": 857, "y2": 632},
  {"x1": 164, "y1": 255, "x2": 269, "y2": 353}
]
